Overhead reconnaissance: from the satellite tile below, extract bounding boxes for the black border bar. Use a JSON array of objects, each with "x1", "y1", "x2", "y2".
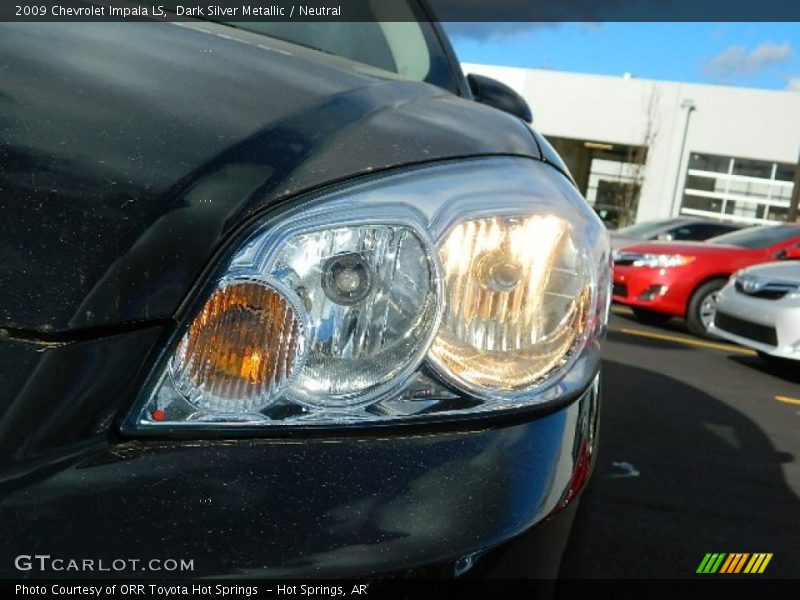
[
  {"x1": 3, "y1": 0, "x2": 800, "y2": 22},
  {"x1": 4, "y1": 579, "x2": 800, "y2": 600}
]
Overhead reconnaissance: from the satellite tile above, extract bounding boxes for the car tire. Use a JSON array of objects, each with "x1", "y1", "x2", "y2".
[
  {"x1": 631, "y1": 307, "x2": 672, "y2": 326},
  {"x1": 686, "y1": 278, "x2": 726, "y2": 339}
]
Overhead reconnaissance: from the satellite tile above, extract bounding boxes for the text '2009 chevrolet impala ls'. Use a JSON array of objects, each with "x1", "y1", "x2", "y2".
[{"x1": 0, "y1": 3, "x2": 609, "y2": 580}]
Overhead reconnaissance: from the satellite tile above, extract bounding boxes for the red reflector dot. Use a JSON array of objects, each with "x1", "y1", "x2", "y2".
[{"x1": 152, "y1": 409, "x2": 167, "y2": 421}]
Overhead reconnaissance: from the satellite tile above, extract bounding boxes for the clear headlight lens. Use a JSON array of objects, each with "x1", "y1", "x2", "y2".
[
  {"x1": 431, "y1": 215, "x2": 591, "y2": 396},
  {"x1": 267, "y1": 224, "x2": 439, "y2": 407},
  {"x1": 631, "y1": 254, "x2": 694, "y2": 268},
  {"x1": 124, "y1": 158, "x2": 609, "y2": 431}
]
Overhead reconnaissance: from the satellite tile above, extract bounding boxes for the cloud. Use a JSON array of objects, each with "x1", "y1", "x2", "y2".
[
  {"x1": 703, "y1": 42, "x2": 793, "y2": 80},
  {"x1": 442, "y1": 22, "x2": 556, "y2": 42},
  {"x1": 441, "y1": 20, "x2": 603, "y2": 43},
  {"x1": 429, "y1": 0, "x2": 609, "y2": 22},
  {"x1": 788, "y1": 77, "x2": 800, "y2": 91},
  {"x1": 578, "y1": 22, "x2": 604, "y2": 33}
]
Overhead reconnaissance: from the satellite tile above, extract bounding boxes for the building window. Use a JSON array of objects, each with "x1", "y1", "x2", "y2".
[
  {"x1": 680, "y1": 153, "x2": 795, "y2": 225},
  {"x1": 688, "y1": 154, "x2": 730, "y2": 173},
  {"x1": 547, "y1": 136, "x2": 647, "y2": 229},
  {"x1": 586, "y1": 159, "x2": 642, "y2": 228},
  {"x1": 775, "y1": 163, "x2": 796, "y2": 182},
  {"x1": 732, "y1": 158, "x2": 773, "y2": 179}
]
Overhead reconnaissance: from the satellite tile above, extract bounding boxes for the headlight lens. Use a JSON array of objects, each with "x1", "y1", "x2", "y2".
[
  {"x1": 124, "y1": 158, "x2": 609, "y2": 431},
  {"x1": 431, "y1": 215, "x2": 591, "y2": 396},
  {"x1": 267, "y1": 224, "x2": 440, "y2": 408},
  {"x1": 631, "y1": 254, "x2": 694, "y2": 268}
]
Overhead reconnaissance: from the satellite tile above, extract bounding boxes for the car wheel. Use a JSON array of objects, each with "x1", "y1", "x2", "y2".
[
  {"x1": 631, "y1": 307, "x2": 672, "y2": 326},
  {"x1": 686, "y1": 278, "x2": 726, "y2": 339}
]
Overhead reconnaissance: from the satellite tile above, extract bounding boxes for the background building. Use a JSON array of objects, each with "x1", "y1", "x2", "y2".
[{"x1": 464, "y1": 63, "x2": 800, "y2": 228}]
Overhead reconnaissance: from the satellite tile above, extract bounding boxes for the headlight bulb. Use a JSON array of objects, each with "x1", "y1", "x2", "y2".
[
  {"x1": 267, "y1": 224, "x2": 440, "y2": 407},
  {"x1": 322, "y1": 253, "x2": 373, "y2": 305},
  {"x1": 474, "y1": 249, "x2": 524, "y2": 292}
]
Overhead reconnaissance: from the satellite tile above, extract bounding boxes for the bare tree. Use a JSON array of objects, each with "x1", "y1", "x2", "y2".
[{"x1": 618, "y1": 85, "x2": 660, "y2": 226}]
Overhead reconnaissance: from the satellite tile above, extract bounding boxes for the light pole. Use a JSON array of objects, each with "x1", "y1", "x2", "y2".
[{"x1": 670, "y1": 99, "x2": 696, "y2": 217}]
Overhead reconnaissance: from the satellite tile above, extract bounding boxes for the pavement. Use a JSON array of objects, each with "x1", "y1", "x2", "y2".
[{"x1": 560, "y1": 306, "x2": 800, "y2": 579}]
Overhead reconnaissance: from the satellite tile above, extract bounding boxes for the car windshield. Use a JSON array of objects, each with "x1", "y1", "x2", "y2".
[
  {"x1": 615, "y1": 220, "x2": 682, "y2": 239},
  {"x1": 222, "y1": 2, "x2": 462, "y2": 93},
  {"x1": 709, "y1": 225, "x2": 800, "y2": 249}
]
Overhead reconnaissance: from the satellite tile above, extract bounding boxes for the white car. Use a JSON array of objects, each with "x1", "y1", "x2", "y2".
[{"x1": 711, "y1": 261, "x2": 800, "y2": 364}]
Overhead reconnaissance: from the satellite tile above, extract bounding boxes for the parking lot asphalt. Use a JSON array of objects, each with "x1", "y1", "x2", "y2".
[{"x1": 560, "y1": 307, "x2": 800, "y2": 579}]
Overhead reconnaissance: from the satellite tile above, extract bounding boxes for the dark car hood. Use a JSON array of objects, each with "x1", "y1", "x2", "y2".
[{"x1": 0, "y1": 21, "x2": 542, "y2": 334}]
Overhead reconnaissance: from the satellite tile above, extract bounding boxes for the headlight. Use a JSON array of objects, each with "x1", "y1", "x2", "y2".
[
  {"x1": 124, "y1": 158, "x2": 609, "y2": 432},
  {"x1": 431, "y1": 215, "x2": 591, "y2": 396},
  {"x1": 262, "y1": 222, "x2": 441, "y2": 408},
  {"x1": 630, "y1": 254, "x2": 694, "y2": 268}
]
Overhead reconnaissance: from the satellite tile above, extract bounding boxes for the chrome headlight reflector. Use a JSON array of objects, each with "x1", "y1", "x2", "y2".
[
  {"x1": 267, "y1": 223, "x2": 440, "y2": 408},
  {"x1": 125, "y1": 158, "x2": 609, "y2": 431},
  {"x1": 431, "y1": 215, "x2": 592, "y2": 397}
]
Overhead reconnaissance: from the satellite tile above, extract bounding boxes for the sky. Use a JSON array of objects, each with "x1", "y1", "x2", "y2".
[{"x1": 444, "y1": 22, "x2": 800, "y2": 92}]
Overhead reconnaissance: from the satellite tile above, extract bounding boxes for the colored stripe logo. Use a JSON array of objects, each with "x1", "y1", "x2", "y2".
[{"x1": 697, "y1": 553, "x2": 772, "y2": 574}]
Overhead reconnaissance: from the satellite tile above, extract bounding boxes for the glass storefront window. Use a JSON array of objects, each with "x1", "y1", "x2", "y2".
[
  {"x1": 688, "y1": 153, "x2": 730, "y2": 173},
  {"x1": 682, "y1": 194, "x2": 722, "y2": 213},
  {"x1": 681, "y1": 153, "x2": 796, "y2": 225},
  {"x1": 775, "y1": 163, "x2": 796, "y2": 182},
  {"x1": 726, "y1": 180, "x2": 771, "y2": 198},
  {"x1": 732, "y1": 158, "x2": 772, "y2": 179},
  {"x1": 684, "y1": 175, "x2": 717, "y2": 192}
]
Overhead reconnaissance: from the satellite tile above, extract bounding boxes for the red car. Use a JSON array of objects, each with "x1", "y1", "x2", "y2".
[{"x1": 613, "y1": 224, "x2": 800, "y2": 337}]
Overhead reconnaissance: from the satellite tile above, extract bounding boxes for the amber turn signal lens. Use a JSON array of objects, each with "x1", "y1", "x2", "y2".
[{"x1": 171, "y1": 280, "x2": 306, "y2": 413}]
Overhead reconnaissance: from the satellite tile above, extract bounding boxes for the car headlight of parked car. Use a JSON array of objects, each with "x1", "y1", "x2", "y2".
[
  {"x1": 618, "y1": 253, "x2": 695, "y2": 268},
  {"x1": 123, "y1": 158, "x2": 610, "y2": 432}
]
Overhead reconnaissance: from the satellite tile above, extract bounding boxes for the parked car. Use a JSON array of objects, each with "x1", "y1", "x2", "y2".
[
  {"x1": 711, "y1": 261, "x2": 800, "y2": 366},
  {"x1": 0, "y1": 6, "x2": 610, "y2": 580},
  {"x1": 612, "y1": 225, "x2": 800, "y2": 337},
  {"x1": 610, "y1": 217, "x2": 742, "y2": 250}
]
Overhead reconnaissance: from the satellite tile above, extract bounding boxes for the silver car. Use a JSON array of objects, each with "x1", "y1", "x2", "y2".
[{"x1": 711, "y1": 261, "x2": 800, "y2": 365}]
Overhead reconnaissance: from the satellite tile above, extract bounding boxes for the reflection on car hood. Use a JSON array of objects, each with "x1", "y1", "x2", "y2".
[
  {"x1": 609, "y1": 235, "x2": 644, "y2": 250},
  {"x1": 0, "y1": 21, "x2": 541, "y2": 333},
  {"x1": 739, "y1": 261, "x2": 800, "y2": 283},
  {"x1": 616, "y1": 241, "x2": 749, "y2": 256}
]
